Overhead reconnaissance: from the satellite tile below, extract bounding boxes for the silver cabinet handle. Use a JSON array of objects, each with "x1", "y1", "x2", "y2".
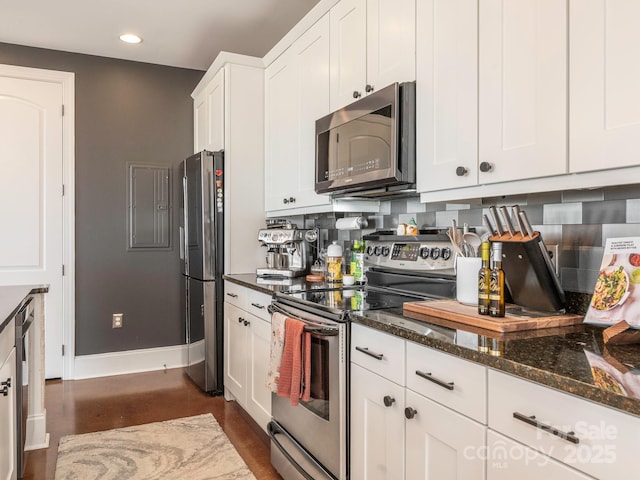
[
  {"x1": 415, "y1": 370, "x2": 454, "y2": 391},
  {"x1": 405, "y1": 407, "x2": 417, "y2": 419},
  {"x1": 513, "y1": 412, "x2": 580, "y2": 444},
  {"x1": 226, "y1": 293, "x2": 238, "y2": 298},
  {"x1": 383, "y1": 395, "x2": 395, "y2": 407},
  {"x1": 244, "y1": 320, "x2": 251, "y2": 327},
  {"x1": 251, "y1": 302, "x2": 265, "y2": 309},
  {"x1": 355, "y1": 346, "x2": 384, "y2": 360}
]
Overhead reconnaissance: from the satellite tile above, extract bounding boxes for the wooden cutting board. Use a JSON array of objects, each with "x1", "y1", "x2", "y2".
[{"x1": 403, "y1": 300, "x2": 583, "y2": 333}]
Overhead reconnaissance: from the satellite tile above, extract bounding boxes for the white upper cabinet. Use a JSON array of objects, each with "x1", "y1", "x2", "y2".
[
  {"x1": 265, "y1": 14, "x2": 332, "y2": 213},
  {"x1": 193, "y1": 68, "x2": 224, "y2": 153},
  {"x1": 417, "y1": 0, "x2": 567, "y2": 193},
  {"x1": 330, "y1": 0, "x2": 416, "y2": 112},
  {"x1": 479, "y1": 0, "x2": 567, "y2": 184},
  {"x1": 416, "y1": 0, "x2": 478, "y2": 192},
  {"x1": 570, "y1": 0, "x2": 640, "y2": 173}
]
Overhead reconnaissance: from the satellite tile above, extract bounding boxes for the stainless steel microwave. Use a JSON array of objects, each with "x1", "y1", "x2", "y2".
[{"x1": 315, "y1": 81, "x2": 416, "y2": 196}]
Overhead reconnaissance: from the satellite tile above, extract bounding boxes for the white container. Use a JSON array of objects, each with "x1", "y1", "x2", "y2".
[{"x1": 456, "y1": 257, "x2": 482, "y2": 306}]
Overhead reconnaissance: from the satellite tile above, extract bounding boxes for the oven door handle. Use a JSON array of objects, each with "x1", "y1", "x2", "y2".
[
  {"x1": 268, "y1": 421, "x2": 335, "y2": 480},
  {"x1": 303, "y1": 326, "x2": 338, "y2": 336}
]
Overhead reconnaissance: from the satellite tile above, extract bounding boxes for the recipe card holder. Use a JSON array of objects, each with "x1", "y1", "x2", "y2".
[{"x1": 489, "y1": 232, "x2": 566, "y2": 313}]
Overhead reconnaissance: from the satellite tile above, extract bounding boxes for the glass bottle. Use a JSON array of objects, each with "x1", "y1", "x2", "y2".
[
  {"x1": 478, "y1": 242, "x2": 491, "y2": 315},
  {"x1": 351, "y1": 240, "x2": 365, "y2": 284},
  {"x1": 489, "y1": 242, "x2": 505, "y2": 317}
]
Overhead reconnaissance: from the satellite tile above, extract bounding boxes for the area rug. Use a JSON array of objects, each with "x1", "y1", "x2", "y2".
[{"x1": 54, "y1": 413, "x2": 256, "y2": 480}]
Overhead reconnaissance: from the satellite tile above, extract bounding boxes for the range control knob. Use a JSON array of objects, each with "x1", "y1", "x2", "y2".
[
  {"x1": 374, "y1": 246, "x2": 382, "y2": 256},
  {"x1": 430, "y1": 247, "x2": 441, "y2": 260},
  {"x1": 382, "y1": 246, "x2": 390, "y2": 257},
  {"x1": 441, "y1": 248, "x2": 452, "y2": 261},
  {"x1": 366, "y1": 245, "x2": 374, "y2": 256},
  {"x1": 419, "y1": 247, "x2": 430, "y2": 259}
]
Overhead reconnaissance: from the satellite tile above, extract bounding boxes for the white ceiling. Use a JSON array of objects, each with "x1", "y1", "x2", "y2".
[{"x1": 0, "y1": 0, "x2": 321, "y2": 71}]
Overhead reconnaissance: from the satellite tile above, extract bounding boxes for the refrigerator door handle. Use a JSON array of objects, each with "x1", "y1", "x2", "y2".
[
  {"x1": 182, "y1": 175, "x2": 189, "y2": 275},
  {"x1": 208, "y1": 170, "x2": 216, "y2": 277}
]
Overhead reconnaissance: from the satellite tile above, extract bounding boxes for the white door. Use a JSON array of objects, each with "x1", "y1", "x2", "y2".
[
  {"x1": 330, "y1": 0, "x2": 367, "y2": 111},
  {"x1": 416, "y1": 0, "x2": 478, "y2": 192},
  {"x1": 479, "y1": 0, "x2": 567, "y2": 184},
  {"x1": 405, "y1": 389, "x2": 486, "y2": 480},
  {"x1": 193, "y1": 68, "x2": 224, "y2": 154},
  {"x1": 0, "y1": 73, "x2": 65, "y2": 379},
  {"x1": 223, "y1": 302, "x2": 247, "y2": 403},
  {"x1": 294, "y1": 13, "x2": 331, "y2": 210},
  {"x1": 570, "y1": 0, "x2": 640, "y2": 173},
  {"x1": 245, "y1": 314, "x2": 272, "y2": 432},
  {"x1": 366, "y1": 0, "x2": 416, "y2": 92},
  {"x1": 350, "y1": 363, "x2": 405, "y2": 480}
]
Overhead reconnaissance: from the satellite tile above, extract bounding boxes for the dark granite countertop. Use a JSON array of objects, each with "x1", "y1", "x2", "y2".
[
  {"x1": 223, "y1": 273, "x2": 329, "y2": 296},
  {"x1": 0, "y1": 285, "x2": 49, "y2": 334},
  {"x1": 223, "y1": 274, "x2": 640, "y2": 417}
]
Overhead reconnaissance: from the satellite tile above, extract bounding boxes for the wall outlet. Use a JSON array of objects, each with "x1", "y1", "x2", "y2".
[
  {"x1": 112, "y1": 313, "x2": 124, "y2": 328},
  {"x1": 546, "y1": 244, "x2": 559, "y2": 276}
]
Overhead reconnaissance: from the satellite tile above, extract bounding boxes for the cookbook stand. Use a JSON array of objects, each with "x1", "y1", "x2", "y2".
[{"x1": 489, "y1": 232, "x2": 566, "y2": 313}]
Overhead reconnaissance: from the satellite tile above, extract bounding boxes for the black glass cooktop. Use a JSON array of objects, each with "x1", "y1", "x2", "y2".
[{"x1": 276, "y1": 285, "x2": 442, "y2": 316}]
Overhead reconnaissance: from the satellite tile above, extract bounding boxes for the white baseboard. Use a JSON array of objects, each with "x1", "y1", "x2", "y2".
[
  {"x1": 73, "y1": 344, "x2": 189, "y2": 380},
  {"x1": 25, "y1": 410, "x2": 49, "y2": 450}
]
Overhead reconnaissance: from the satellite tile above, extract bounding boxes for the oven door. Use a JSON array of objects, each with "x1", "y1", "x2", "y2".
[{"x1": 269, "y1": 300, "x2": 348, "y2": 480}]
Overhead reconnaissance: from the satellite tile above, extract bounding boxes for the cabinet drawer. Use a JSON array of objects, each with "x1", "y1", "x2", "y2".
[
  {"x1": 224, "y1": 282, "x2": 248, "y2": 310},
  {"x1": 488, "y1": 369, "x2": 640, "y2": 480},
  {"x1": 406, "y1": 341, "x2": 487, "y2": 424},
  {"x1": 351, "y1": 323, "x2": 405, "y2": 386},
  {"x1": 246, "y1": 290, "x2": 272, "y2": 322}
]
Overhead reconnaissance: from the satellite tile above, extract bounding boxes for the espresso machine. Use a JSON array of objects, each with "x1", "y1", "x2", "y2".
[{"x1": 257, "y1": 223, "x2": 315, "y2": 278}]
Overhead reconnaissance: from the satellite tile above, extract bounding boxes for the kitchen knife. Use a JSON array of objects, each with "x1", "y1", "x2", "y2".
[
  {"x1": 512, "y1": 205, "x2": 527, "y2": 238},
  {"x1": 499, "y1": 206, "x2": 515, "y2": 237},
  {"x1": 483, "y1": 214, "x2": 498, "y2": 236},
  {"x1": 520, "y1": 210, "x2": 560, "y2": 281},
  {"x1": 489, "y1": 206, "x2": 505, "y2": 237},
  {"x1": 518, "y1": 211, "x2": 535, "y2": 237}
]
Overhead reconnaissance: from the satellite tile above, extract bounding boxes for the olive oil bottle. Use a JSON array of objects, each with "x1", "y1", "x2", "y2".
[
  {"x1": 489, "y1": 242, "x2": 505, "y2": 317},
  {"x1": 478, "y1": 242, "x2": 491, "y2": 315}
]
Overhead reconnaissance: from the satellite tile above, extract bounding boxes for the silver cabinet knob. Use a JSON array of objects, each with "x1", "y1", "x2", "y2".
[
  {"x1": 353, "y1": 91, "x2": 362, "y2": 99},
  {"x1": 479, "y1": 161, "x2": 493, "y2": 173}
]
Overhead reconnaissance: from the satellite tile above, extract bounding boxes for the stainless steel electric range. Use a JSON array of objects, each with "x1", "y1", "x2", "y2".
[{"x1": 268, "y1": 230, "x2": 458, "y2": 480}]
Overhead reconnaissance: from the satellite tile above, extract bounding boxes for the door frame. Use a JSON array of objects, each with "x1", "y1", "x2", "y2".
[{"x1": 0, "y1": 64, "x2": 76, "y2": 380}]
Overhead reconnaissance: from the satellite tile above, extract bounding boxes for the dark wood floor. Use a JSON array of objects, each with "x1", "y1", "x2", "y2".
[{"x1": 22, "y1": 368, "x2": 283, "y2": 480}]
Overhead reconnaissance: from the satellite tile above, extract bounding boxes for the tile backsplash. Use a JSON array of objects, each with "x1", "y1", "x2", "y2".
[{"x1": 278, "y1": 183, "x2": 640, "y2": 295}]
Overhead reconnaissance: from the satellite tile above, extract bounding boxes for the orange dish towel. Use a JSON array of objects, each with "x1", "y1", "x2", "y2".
[{"x1": 277, "y1": 317, "x2": 311, "y2": 406}]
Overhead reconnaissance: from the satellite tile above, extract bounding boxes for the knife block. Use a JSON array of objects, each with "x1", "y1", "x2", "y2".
[{"x1": 489, "y1": 233, "x2": 566, "y2": 313}]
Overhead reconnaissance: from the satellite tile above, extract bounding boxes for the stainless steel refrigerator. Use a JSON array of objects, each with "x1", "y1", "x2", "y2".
[{"x1": 180, "y1": 150, "x2": 224, "y2": 394}]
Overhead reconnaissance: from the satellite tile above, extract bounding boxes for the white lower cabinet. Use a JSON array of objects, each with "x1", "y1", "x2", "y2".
[
  {"x1": 350, "y1": 324, "x2": 486, "y2": 480},
  {"x1": 0, "y1": 319, "x2": 16, "y2": 480},
  {"x1": 487, "y1": 431, "x2": 593, "y2": 480},
  {"x1": 223, "y1": 283, "x2": 272, "y2": 432},
  {"x1": 405, "y1": 389, "x2": 485, "y2": 480},
  {"x1": 350, "y1": 363, "x2": 405, "y2": 480}
]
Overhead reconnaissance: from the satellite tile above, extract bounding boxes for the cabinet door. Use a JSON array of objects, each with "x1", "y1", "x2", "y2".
[
  {"x1": 405, "y1": 389, "x2": 485, "y2": 480},
  {"x1": 366, "y1": 0, "x2": 416, "y2": 93},
  {"x1": 194, "y1": 68, "x2": 224, "y2": 153},
  {"x1": 487, "y1": 431, "x2": 593, "y2": 480},
  {"x1": 223, "y1": 302, "x2": 247, "y2": 404},
  {"x1": 416, "y1": 0, "x2": 478, "y2": 192},
  {"x1": 245, "y1": 314, "x2": 272, "y2": 432},
  {"x1": 264, "y1": 49, "x2": 299, "y2": 211},
  {"x1": 570, "y1": 1, "x2": 640, "y2": 172},
  {"x1": 350, "y1": 363, "x2": 405, "y2": 480},
  {"x1": 479, "y1": 0, "x2": 567, "y2": 184},
  {"x1": 330, "y1": 0, "x2": 367, "y2": 111},
  {"x1": 0, "y1": 348, "x2": 16, "y2": 480},
  {"x1": 292, "y1": 14, "x2": 332, "y2": 210}
]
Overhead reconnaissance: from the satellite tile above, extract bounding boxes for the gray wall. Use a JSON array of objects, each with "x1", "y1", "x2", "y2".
[{"x1": 0, "y1": 43, "x2": 204, "y2": 356}]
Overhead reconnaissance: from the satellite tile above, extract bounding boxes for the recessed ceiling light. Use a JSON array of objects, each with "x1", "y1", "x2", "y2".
[{"x1": 119, "y1": 33, "x2": 143, "y2": 44}]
